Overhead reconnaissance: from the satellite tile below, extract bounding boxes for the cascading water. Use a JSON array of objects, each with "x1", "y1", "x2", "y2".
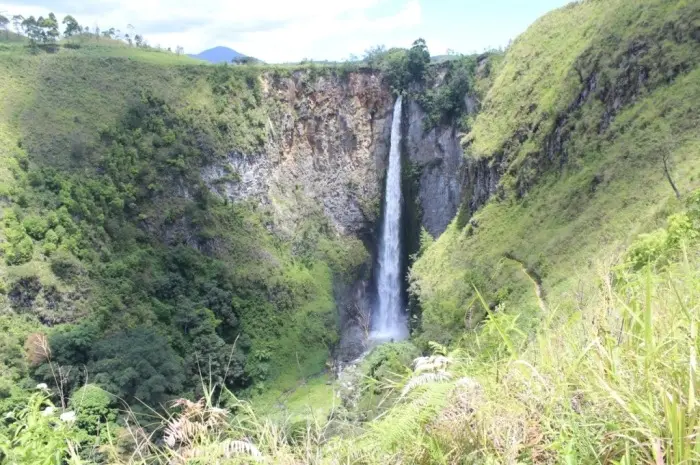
[{"x1": 371, "y1": 96, "x2": 408, "y2": 342}]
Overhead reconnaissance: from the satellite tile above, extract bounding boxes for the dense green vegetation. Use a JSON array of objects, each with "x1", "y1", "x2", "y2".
[
  {"x1": 364, "y1": 39, "x2": 493, "y2": 130},
  {"x1": 0, "y1": 29, "x2": 363, "y2": 422},
  {"x1": 2, "y1": 0, "x2": 700, "y2": 463}
]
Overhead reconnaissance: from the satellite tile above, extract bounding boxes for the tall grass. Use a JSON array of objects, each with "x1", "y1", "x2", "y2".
[{"x1": 93, "y1": 248, "x2": 697, "y2": 464}]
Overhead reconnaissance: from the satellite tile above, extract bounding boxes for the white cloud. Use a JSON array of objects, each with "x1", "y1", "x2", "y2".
[{"x1": 0, "y1": 0, "x2": 422, "y2": 62}]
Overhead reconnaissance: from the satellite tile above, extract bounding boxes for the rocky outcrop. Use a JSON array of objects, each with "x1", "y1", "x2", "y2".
[
  {"x1": 202, "y1": 70, "x2": 395, "y2": 363},
  {"x1": 202, "y1": 68, "x2": 492, "y2": 362},
  {"x1": 203, "y1": 70, "x2": 394, "y2": 240},
  {"x1": 404, "y1": 99, "x2": 467, "y2": 237},
  {"x1": 7, "y1": 276, "x2": 83, "y2": 325},
  {"x1": 334, "y1": 278, "x2": 371, "y2": 362}
]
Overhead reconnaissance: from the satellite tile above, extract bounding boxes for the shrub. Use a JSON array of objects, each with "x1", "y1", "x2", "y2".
[
  {"x1": 22, "y1": 215, "x2": 49, "y2": 240},
  {"x1": 362, "y1": 341, "x2": 420, "y2": 383},
  {"x1": 626, "y1": 229, "x2": 668, "y2": 268},
  {"x1": 1, "y1": 209, "x2": 34, "y2": 265},
  {"x1": 0, "y1": 392, "x2": 82, "y2": 464},
  {"x1": 626, "y1": 210, "x2": 700, "y2": 269},
  {"x1": 3, "y1": 235, "x2": 34, "y2": 265},
  {"x1": 91, "y1": 327, "x2": 185, "y2": 406},
  {"x1": 49, "y1": 249, "x2": 83, "y2": 281},
  {"x1": 69, "y1": 384, "x2": 117, "y2": 435}
]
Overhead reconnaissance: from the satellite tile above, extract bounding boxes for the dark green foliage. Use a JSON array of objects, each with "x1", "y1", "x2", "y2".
[
  {"x1": 49, "y1": 250, "x2": 83, "y2": 281},
  {"x1": 406, "y1": 39, "x2": 430, "y2": 84},
  {"x1": 69, "y1": 384, "x2": 117, "y2": 435},
  {"x1": 90, "y1": 327, "x2": 184, "y2": 406},
  {"x1": 365, "y1": 38, "x2": 432, "y2": 93},
  {"x1": 418, "y1": 55, "x2": 478, "y2": 129},
  {"x1": 0, "y1": 55, "x2": 350, "y2": 409},
  {"x1": 362, "y1": 342, "x2": 419, "y2": 383},
  {"x1": 49, "y1": 323, "x2": 97, "y2": 366}
]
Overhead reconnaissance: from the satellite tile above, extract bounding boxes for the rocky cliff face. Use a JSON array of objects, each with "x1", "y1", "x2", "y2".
[
  {"x1": 202, "y1": 69, "x2": 483, "y2": 361},
  {"x1": 203, "y1": 70, "x2": 393, "y2": 240},
  {"x1": 203, "y1": 70, "x2": 394, "y2": 362},
  {"x1": 404, "y1": 99, "x2": 466, "y2": 237}
]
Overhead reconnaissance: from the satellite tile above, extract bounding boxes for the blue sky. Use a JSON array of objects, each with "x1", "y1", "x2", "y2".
[{"x1": 0, "y1": 0, "x2": 572, "y2": 62}]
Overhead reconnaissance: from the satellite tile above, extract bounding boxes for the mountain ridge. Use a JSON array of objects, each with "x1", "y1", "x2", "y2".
[{"x1": 189, "y1": 45, "x2": 248, "y2": 63}]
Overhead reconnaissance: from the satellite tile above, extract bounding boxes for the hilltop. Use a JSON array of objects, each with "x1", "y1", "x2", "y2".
[{"x1": 189, "y1": 45, "x2": 249, "y2": 63}]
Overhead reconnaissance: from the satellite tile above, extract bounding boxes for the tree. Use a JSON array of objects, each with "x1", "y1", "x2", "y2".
[
  {"x1": 363, "y1": 44, "x2": 387, "y2": 67},
  {"x1": 90, "y1": 327, "x2": 185, "y2": 406},
  {"x1": 0, "y1": 15, "x2": 8, "y2": 39},
  {"x1": 62, "y1": 15, "x2": 80, "y2": 38},
  {"x1": 126, "y1": 23, "x2": 135, "y2": 45},
  {"x1": 407, "y1": 38, "x2": 430, "y2": 82},
  {"x1": 11, "y1": 15, "x2": 23, "y2": 35},
  {"x1": 21, "y1": 16, "x2": 42, "y2": 45},
  {"x1": 175, "y1": 45, "x2": 184, "y2": 56},
  {"x1": 39, "y1": 13, "x2": 60, "y2": 44},
  {"x1": 134, "y1": 34, "x2": 143, "y2": 47}
]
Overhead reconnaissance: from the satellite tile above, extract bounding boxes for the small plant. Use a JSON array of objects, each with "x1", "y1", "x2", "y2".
[{"x1": 0, "y1": 387, "x2": 82, "y2": 464}]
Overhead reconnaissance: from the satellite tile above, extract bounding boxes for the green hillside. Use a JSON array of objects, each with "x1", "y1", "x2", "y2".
[
  {"x1": 412, "y1": 0, "x2": 700, "y2": 344},
  {"x1": 0, "y1": 38, "x2": 361, "y2": 412}
]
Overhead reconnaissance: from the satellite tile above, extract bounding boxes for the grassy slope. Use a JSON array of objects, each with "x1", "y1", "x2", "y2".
[
  {"x1": 411, "y1": 0, "x2": 700, "y2": 344},
  {"x1": 0, "y1": 39, "x2": 358, "y2": 403}
]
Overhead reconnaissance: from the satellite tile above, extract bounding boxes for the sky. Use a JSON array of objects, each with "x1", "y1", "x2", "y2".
[{"x1": 0, "y1": 0, "x2": 572, "y2": 62}]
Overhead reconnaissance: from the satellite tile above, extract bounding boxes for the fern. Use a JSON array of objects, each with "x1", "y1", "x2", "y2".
[
  {"x1": 413, "y1": 355, "x2": 451, "y2": 374},
  {"x1": 401, "y1": 371, "x2": 453, "y2": 397}
]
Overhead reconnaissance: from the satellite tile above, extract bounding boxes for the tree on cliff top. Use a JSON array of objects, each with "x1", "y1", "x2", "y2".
[{"x1": 0, "y1": 15, "x2": 9, "y2": 39}]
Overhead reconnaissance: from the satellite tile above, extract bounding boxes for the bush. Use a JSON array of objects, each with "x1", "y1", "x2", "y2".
[
  {"x1": 69, "y1": 384, "x2": 117, "y2": 435},
  {"x1": 49, "y1": 249, "x2": 83, "y2": 281},
  {"x1": 22, "y1": 215, "x2": 49, "y2": 240},
  {"x1": 0, "y1": 392, "x2": 82, "y2": 464},
  {"x1": 626, "y1": 229, "x2": 668, "y2": 269},
  {"x1": 3, "y1": 235, "x2": 34, "y2": 265},
  {"x1": 626, "y1": 210, "x2": 699, "y2": 269},
  {"x1": 362, "y1": 342, "x2": 420, "y2": 383},
  {"x1": 1, "y1": 209, "x2": 34, "y2": 265},
  {"x1": 91, "y1": 327, "x2": 185, "y2": 406}
]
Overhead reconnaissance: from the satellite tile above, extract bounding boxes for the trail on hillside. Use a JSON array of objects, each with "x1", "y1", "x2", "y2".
[{"x1": 504, "y1": 253, "x2": 547, "y2": 314}]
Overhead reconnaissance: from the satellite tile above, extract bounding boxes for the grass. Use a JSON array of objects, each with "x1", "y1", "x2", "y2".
[
  {"x1": 1, "y1": 1, "x2": 699, "y2": 463},
  {"x1": 0, "y1": 31, "x2": 372, "y2": 410},
  {"x1": 250, "y1": 374, "x2": 336, "y2": 424},
  {"x1": 31, "y1": 231, "x2": 694, "y2": 464},
  {"x1": 411, "y1": 0, "x2": 700, "y2": 345}
]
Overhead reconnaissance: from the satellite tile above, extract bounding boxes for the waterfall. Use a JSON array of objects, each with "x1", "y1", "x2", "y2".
[{"x1": 372, "y1": 96, "x2": 408, "y2": 342}]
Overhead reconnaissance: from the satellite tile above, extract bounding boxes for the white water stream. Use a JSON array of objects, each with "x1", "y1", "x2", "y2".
[{"x1": 371, "y1": 97, "x2": 408, "y2": 342}]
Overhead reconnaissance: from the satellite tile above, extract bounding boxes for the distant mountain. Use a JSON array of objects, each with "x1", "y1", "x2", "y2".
[{"x1": 189, "y1": 46, "x2": 247, "y2": 64}]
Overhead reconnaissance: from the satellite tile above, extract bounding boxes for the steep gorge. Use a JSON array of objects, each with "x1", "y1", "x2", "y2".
[
  {"x1": 2, "y1": 0, "x2": 700, "y2": 462},
  {"x1": 0, "y1": 53, "x2": 472, "y2": 399}
]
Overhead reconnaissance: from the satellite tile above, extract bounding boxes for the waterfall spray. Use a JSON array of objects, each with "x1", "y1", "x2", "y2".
[{"x1": 372, "y1": 96, "x2": 408, "y2": 342}]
